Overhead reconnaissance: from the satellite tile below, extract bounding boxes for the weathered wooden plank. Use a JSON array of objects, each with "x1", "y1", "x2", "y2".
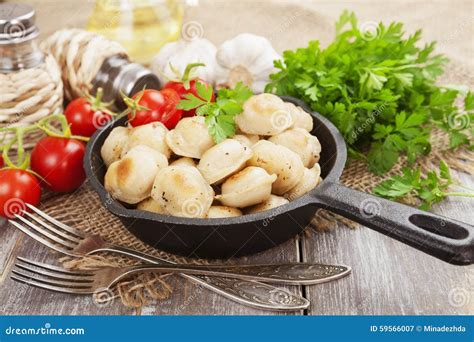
[
  {"x1": 302, "y1": 170, "x2": 474, "y2": 315},
  {"x1": 0, "y1": 222, "x2": 303, "y2": 315}
]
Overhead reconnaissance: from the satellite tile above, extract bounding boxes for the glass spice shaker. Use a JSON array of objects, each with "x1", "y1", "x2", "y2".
[{"x1": 0, "y1": 3, "x2": 44, "y2": 72}]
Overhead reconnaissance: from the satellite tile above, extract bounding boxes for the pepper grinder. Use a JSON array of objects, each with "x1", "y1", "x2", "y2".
[{"x1": 41, "y1": 29, "x2": 161, "y2": 110}]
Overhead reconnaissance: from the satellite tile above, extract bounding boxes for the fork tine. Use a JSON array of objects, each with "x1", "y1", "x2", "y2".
[
  {"x1": 25, "y1": 204, "x2": 85, "y2": 239},
  {"x1": 16, "y1": 257, "x2": 95, "y2": 276},
  {"x1": 22, "y1": 210, "x2": 82, "y2": 243},
  {"x1": 15, "y1": 260, "x2": 94, "y2": 283},
  {"x1": 12, "y1": 269, "x2": 93, "y2": 290},
  {"x1": 8, "y1": 220, "x2": 77, "y2": 256},
  {"x1": 14, "y1": 214, "x2": 77, "y2": 248},
  {"x1": 11, "y1": 274, "x2": 93, "y2": 294}
]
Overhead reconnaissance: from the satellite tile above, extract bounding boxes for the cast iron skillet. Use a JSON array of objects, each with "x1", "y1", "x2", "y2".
[{"x1": 84, "y1": 97, "x2": 474, "y2": 264}]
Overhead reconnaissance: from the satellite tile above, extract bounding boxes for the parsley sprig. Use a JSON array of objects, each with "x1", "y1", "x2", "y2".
[
  {"x1": 177, "y1": 82, "x2": 253, "y2": 143},
  {"x1": 373, "y1": 160, "x2": 474, "y2": 210},
  {"x1": 266, "y1": 10, "x2": 473, "y2": 175}
]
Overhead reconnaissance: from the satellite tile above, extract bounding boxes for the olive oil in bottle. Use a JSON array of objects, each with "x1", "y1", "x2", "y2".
[{"x1": 87, "y1": 0, "x2": 183, "y2": 65}]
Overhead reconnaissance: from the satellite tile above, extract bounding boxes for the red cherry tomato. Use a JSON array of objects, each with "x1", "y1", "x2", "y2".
[
  {"x1": 128, "y1": 89, "x2": 183, "y2": 129},
  {"x1": 164, "y1": 79, "x2": 215, "y2": 117},
  {"x1": 65, "y1": 97, "x2": 112, "y2": 137},
  {"x1": 30, "y1": 137, "x2": 86, "y2": 193},
  {"x1": 0, "y1": 169, "x2": 41, "y2": 218}
]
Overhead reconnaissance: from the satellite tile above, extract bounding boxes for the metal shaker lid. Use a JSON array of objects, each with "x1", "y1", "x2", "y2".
[{"x1": 0, "y1": 3, "x2": 39, "y2": 44}]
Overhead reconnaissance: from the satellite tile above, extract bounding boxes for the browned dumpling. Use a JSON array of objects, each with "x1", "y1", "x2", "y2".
[
  {"x1": 166, "y1": 116, "x2": 215, "y2": 158},
  {"x1": 137, "y1": 197, "x2": 166, "y2": 214},
  {"x1": 246, "y1": 195, "x2": 289, "y2": 214},
  {"x1": 235, "y1": 94, "x2": 293, "y2": 135},
  {"x1": 248, "y1": 140, "x2": 304, "y2": 195},
  {"x1": 122, "y1": 122, "x2": 170, "y2": 158},
  {"x1": 197, "y1": 139, "x2": 253, "y2": 184},
  {"x1": 269, "y1": 128, "x2": 321, "y2": 167},
  {"x1": 207, "y1": 206, "x2": 242, "y2": 218},
  {"x1": 101, "y1": 126, "x2": 129, "y2": 167},
  {"x1": 105, "y1": 145, "x2": 168, "y2": 204},
  {"x1": 285, "y1": 163, "x2": 321, "y2": 200},
  {"x1": 151, "y1": 165, "x2": 214, "y2": 218},
  {"x1": 215, "y1": 166, "x2": 277, "y2": 208}
]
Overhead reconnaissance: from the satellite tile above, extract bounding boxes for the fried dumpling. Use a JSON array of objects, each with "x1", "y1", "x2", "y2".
[
  {"x1": 235, "y1": 94, "x2": 293, "y2": 135},
  {"x1": 166, "y1": 116, "x2": 215, "y2": 159},
  {"x1": 285, "y1": 163, "x2": 321, "y2": 200},
  {"x1": 286, "y1": 103, "x2": 313, "y2": 132},
  {"x1": 170, "y1": 157, "x2": 197, "y2": 168},
  {"x1": 197, "y1": 139, "x2": 253, "y2": 184},
  {"x1": 232, "y1": 134, "x2": 259, "y2": 148},
  {"x1": 137, "y1": 197, "x2": 166, "y2": 214},
  {"x1": 246, "y1": 195, "x2": 289, "y2": 214},
  {"x1": 248, "y1": 140, "x2": 304, "y2": 195},
  {"x1": 105, "y1": 145, "x2": 168, "y2": 204},
  {"x1": 207, "y1": 206, "x2": 242, "y2": 218},
  {"x1": 269, "y1": 128, "x2": 321, "y2": 167},
  {"x1": 121, "y1": 122, "x2": 170, "y2": 158},
  {"x1": 151, "y1": 165, "x2": 214, "y2": 218},
  {"x1": 215, "y1": 166, "x2": 277, "y2": 208},
  {"x1": 101, "y1": 126, "x2": 129, "y2": 167}
]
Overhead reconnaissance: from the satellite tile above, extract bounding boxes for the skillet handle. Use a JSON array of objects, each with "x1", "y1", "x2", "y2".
[{"x1": 311, "y1": 181, "x2": 474, "y2": 265}]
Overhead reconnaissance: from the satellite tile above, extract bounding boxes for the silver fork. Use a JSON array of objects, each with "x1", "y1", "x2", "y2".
[{"x1": 9, "y1": 205, "x2": 349, "y2": 309}]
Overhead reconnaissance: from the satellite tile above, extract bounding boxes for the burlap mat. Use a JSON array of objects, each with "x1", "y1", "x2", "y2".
[{"x1": 22, "y1": 1, "x2": 474, "y2": 310}]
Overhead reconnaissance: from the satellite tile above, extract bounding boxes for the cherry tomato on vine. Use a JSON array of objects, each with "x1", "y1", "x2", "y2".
[
  {"x1": 164, "y1": 79, "x2": 215, "y2": 117},
  {"x1": 30, "y1": 137, "x2": 86, "y2": 193},
  {"x1": 127, "y1": 88, "x2": 182, "y2": 129},
  {"x1": 0, "y1": 169, "x2": 41, "y2": 218},
  {"x1": 65, "y1": 98, "x2": 112, "y2": 137}
]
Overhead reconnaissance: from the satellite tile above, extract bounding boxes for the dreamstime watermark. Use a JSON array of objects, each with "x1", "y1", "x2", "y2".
[
  {"x1": 181, "y1": 198, "x2": 205, "y2": 218},
  {"x1": 92, "y1": 288, "x2": 116, "y2": 308},
  {"x1": 448, "y1": 287, "x2": 471, "y2": 308},
  {"x1": 447, "y1": 112, "x2": 470, "y2": 131},
  {"x1": 351, "y1": 102, "x2": 387, "y2": 141},
  {"x1": 4, "y1": 323, "x2": 85, "y2": 336},
  {"x1": 270, "y1": 109, "x2": 293, "y2": 131},
  {"x1": 181, "y1": 21, "x2": 204, "y2": 41},
  {"x1": 3, "y1": 197, "x2": 26, "y2": 219},
  {"x1": 359, "y1": 198, "x2": 382, "y2": 219},
  {"x1": 359, "y1": 21, "x2": 380, "y2": 41}
]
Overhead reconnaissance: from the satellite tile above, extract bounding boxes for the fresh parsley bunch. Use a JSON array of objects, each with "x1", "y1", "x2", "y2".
[
  {"x1": 373, "y1": 160, "x2": 474, "y2": 210},
  {"x1": 266, "y1": 11, "x2": 473, "y2": 175},
  {"x1": 177, "y1": 82, "x2": 253, "y2": 143}
]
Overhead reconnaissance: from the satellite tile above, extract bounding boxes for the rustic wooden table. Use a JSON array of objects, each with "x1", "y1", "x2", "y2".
[
  {"x1": 0, "y1": 0, "x2": 473, "y2": 316},
  {"x1": 0, "y1": 169, "x2": 472, "y2": 315}
]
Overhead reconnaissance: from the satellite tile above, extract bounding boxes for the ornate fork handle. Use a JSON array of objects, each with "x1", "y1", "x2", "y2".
[{"x1": 95, "y1": 245, "x2": 309, "y2": 310}]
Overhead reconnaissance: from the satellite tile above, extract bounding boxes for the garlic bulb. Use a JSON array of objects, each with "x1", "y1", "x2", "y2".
[
  {"x1": 197, "y1": 139, "x2": 253, "y2": 184},
  {"x1": 215, "y1": 166, "x2": 277, "y2": 208},
  {"x1": 246, "y1": 195, "x2": 289, "y2": 214},
  {"x1": 101, "y1": 126, "x2": 129, "y2": 167},
  {"x1": 236, "y1": 94, "x2": 293, "y2": 135},
  {"x1": 214, "y1": 33, "x2": 281, "y2": 93},
  {"x1": 122, "y1": 122, "x2": 170, "y2": 159},
  {"x1": 249, "y1": 140, "x2": 304, "y2": 195},
  {"x1": 137, "y1": 197, "x2": 166, "y2": 214},
  {"x1": 207, "y1": 206, "x2": 242, "y2": 218},
  {"x1": 166, "y1": 116, "x2": 215, "y2": 159},
  {"x1": 151, "y1": 165, "x2": 214, "y2": 218},
  {"x1": 105, "y1": 145, "x2": 168, "y2": 204},
  {"x1": 285, "y1": 164, "x2": 321, "y2": 200},
  {"x1": 269, "y1": 128, "x2": 321, "y2": 167},
  {"x1": 152, "y1": 38, "x2": 217, "y2": 85}
]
